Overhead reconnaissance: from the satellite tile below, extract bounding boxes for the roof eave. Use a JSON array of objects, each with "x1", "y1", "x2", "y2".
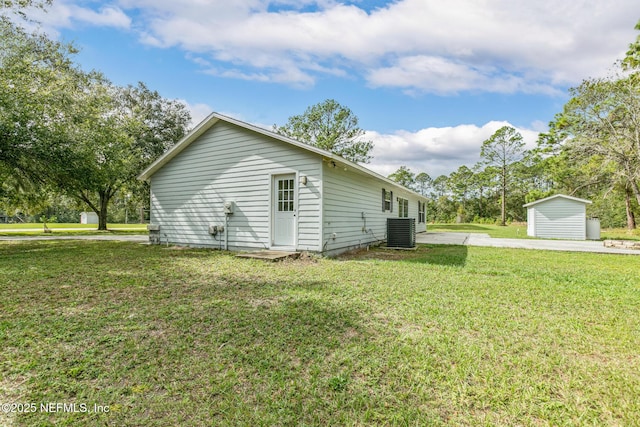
[{"x1": 523, "y1": 194, "x2": 592, "y2": 208}]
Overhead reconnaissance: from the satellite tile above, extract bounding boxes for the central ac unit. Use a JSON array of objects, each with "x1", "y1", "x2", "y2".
[{"x1": 387, "y1": 218, "x2": 416, "y2": 248}]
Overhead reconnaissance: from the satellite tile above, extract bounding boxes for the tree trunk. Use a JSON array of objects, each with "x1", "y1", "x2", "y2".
[
  {"x1": 631, "y1": 179, "x2": 640, "y2": 210},
  {"x1": 98, "y1": 191, "x2": 110, "y2": 231},
  {"x1": 77, "y1": 189, "x2": 113, "y2": 231},
  {"x1": 501, "y1": 167, "x2": 507, "y2": 226},
  {"x1": 626, "y1": 187, "x2": 637, "y2": 230}
]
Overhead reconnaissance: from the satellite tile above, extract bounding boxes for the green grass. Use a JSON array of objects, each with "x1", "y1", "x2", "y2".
[
  {"x1": 600, "y1": 227, "x2": 640, "y2": 241},
  {"x1": 429, "y1": 222, "x2": 640, "y2": 241},
  {"x1": 0, "y1": 223, "x2": 147, "y2": 236},
  {"x1": 0, "y1": 223, "x2": 147, "y2": 230},
  {"x1": 428, "y1": 223, "x2": 531, "y2": 238},
  {"x1": 1, "y1": 241, "x2": 639, "y2": 425}
]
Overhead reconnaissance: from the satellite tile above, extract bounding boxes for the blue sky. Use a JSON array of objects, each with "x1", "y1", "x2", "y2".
[{"x1": 19, "y1": 0, "x2": 640, "y2": 177}]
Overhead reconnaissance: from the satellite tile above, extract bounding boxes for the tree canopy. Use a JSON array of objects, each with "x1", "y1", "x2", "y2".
[
  {"x1": 544, "y1": 66, "x2": 640, "y2": 229},
  {"x1": 0, "y1": 13, "x2": 191, "y2": 228},
  {"x1": 274, "y1": 99, "x2": 374, "y2": 164},
  {"x1": 0, "y1": 18, "x2": 90, "y2": 183},
  {"x1": 388, "y1": 166, "x2": 416, "y2": 189}
]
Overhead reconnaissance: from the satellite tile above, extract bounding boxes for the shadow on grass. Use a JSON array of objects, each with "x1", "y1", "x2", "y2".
[
  {"x1": 409, "y1": 245, "x2": 467, "y2": 267},
  {"x1": 336, "y1": 245, "x2": 467, "y2": 267}
]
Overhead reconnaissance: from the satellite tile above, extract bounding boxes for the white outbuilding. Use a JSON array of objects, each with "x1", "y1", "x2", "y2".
[
  {"x1": 80, "y1": 211, "x2": 99, "y2": 224},
  {"x1": 524, "y1": 194, "x2": 594, "y2": 240}
]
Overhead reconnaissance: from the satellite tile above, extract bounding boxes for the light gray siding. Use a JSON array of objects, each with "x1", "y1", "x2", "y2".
[
  {"x1": 530, "y1": 198, "x2": 586, "y2": 240},
  {"x1": 322, "y1": 163, "x2": 427, "y2": 255},
  {"x1": 150, "y1": 121, "x2": 322, "y2": 250}
]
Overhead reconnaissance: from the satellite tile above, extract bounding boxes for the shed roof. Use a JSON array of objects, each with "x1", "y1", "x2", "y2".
[
  {"x1": 523, "y1": 194, "x2": 592, "y2": 208},
  {"x1": 138, "y1": 112, "x2": 425, "y2": 199}
]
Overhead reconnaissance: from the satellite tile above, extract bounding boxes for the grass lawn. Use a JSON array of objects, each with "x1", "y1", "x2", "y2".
[
  {"x1": 1, "y1": 241, "x2": 639, "y2": 425},
  {"x1": 0, "y1": 223, "x2": 147, "y2": 236},
  {"x1": 428, "y1": 223, "x2": 530, "y2": 238},
  {"x1": 428, "y1": 222, "x2": 640, "y2": 241}
]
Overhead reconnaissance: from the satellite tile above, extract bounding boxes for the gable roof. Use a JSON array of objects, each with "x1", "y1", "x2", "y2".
[
  {"x1": 523, "y1": 194, "x2": 592, "y2": 208},
  {"x1": 138, "y1": 112, "x2": 426, "y2": 199}
]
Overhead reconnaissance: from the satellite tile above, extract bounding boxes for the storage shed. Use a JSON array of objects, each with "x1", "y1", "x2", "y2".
[
  {"x1": 138, "y1": 112, "x2": 428, "y2": 256},
  {"x1": 80, "y1": 211, "x2": 99, "y2": 224},
  {"x1": 523, "y1": 194, "x2": 592, "y2": 240}
]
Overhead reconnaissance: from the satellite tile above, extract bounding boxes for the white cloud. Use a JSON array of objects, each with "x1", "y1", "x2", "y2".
[
  {"x1": 366, "y1": 55, "x2": 562, "y2": 96},
  {"x1": 30, "y1": 0, "x2": 639, "y2": 93},
  {"x1": 23, "y1": 1, "x2": 131, "y2": 33},
  {"x1": 365, "y1": 121, "x2": 540, "y2": 178},
  {"x1": 69, "y1": 5, "x2": 131, "y2": 28},
  {"x1": 201, "y1": 57, "x2": 318, "y2": 88},
  {"x1": 102, "y1": 0, "x2": 639, "y2": 93}
]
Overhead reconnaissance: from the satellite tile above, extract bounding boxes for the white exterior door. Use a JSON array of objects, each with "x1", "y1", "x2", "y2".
[{"x1": 273, "y1": 174, "x2": 296, "y2": 247}]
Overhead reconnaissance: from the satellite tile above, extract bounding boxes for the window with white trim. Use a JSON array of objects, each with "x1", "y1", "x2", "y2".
[
  {"x1": 398, "y1": 197, "x2": 409, "y2": 218},
  {"x1": 382, "y1": 189, "x2": 393, "y2": 212},
  {"x1": 418, "y1": 201, "x2": 426, "y2": 223}
]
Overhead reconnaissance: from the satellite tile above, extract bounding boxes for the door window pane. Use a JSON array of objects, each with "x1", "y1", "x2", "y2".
[{"x1": 278, "y1": 179, "x2": 294, "y2": 212}]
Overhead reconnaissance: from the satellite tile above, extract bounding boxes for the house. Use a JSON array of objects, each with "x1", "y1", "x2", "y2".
[
  {"x1": 523, "y1": 194, "x2": 594, "y2": 240},
  {"x1": 138, "y1": 113, "x2": 428, "y2": 255}
]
